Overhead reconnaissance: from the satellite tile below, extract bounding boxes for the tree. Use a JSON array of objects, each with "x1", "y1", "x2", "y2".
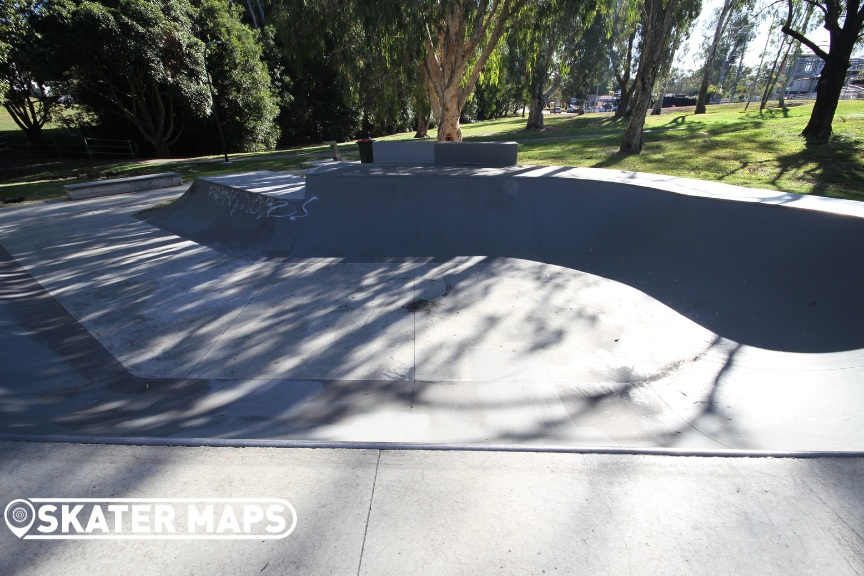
[
  {"x1": 267, "y1": 0, "x2": 364, "y2": 143},
  {"x1": 606, "y1": 0, "x2": 640, "y2": 118},
  {"x1": 781, "y1": 0, "x2": 864, "y2": 139},
  {"x1": 718, "y1": 11, "x2": 758, "y2": 100},
  {"x1": 650, "y1": 21, "x2": 691, "y2": 114},
  {"x1": 565, "y1": 11, "x2": 615, "y2": 113},
  {"x1": 473, "y1": 43, "x2": 512, "y2": 121},
  {"x1": 360, "y1": 0, "x2": 527, "y2": 141},
  {"x1": 0, "y1": 1, "x2": 62, "y2": 138},
  {"x1": 694, "y1": 0, "x2": 743, "y2": 114},
  {"x1": 196, "y1": 0, "x2": 280, "y2": 152},
  {"x1": 517, "y1": 0, "x2": 598, "y2": 131},
  {"x1": 619, "y1": 0, "x2": 701, "y2": 154},
  {"x1": 417, "y1": 0, "x2": 527, "y2": 141},
  {"x1": 44, "y1": 0, "x2": 210, "y2": 156}
]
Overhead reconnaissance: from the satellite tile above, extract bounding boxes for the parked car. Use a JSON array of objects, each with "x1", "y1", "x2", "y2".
[
  {"x1": 566, "y1": 106, "x2": 577, "y2": 113},
  {"x1": 551, "y1": 107, "x2": 562, "y2": 114}
]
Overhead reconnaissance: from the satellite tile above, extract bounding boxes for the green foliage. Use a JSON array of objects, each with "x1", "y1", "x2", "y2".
[
  {"x1": 196, "y1": 0, "x2": 280, "y2": 151},
  {"x1": 35, "y1": 0, "x2": 279, "y2": 156},
  {"x1": 43, "y1": 0, "x2": 210, "y2": 155},
  {"x1": 266, "y1": 0, "x2": 364, "y2": 142},
  {"x1": 0, "y1": 0, "x2": 64, "y2": 137}
]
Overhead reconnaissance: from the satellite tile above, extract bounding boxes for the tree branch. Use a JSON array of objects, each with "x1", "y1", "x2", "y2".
[
  {"x1": 780, "y1": 25, "x2": 829, "y2": 60},
  {"x1": 460, "y1": 0, "x2": 522, "y2": 108}
]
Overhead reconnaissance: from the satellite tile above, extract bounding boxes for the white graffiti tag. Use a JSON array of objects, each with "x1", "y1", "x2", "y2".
[
  {"x1": 207, "y1": 185, "x2": 317, "y2": 220},
  {"x1": 276, "y1": 195, "x2": 319, "y2": 220}
]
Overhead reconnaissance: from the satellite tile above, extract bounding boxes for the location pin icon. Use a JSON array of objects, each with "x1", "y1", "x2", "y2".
[{"x1": 5, "y1": 499, "x2": 35, "y2": 539}]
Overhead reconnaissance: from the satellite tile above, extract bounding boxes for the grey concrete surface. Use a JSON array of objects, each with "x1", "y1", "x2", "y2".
[
  {"x1": 372, "y1": 140, "x2": 436, "y2": 164},
  {"x1": 64, "y1": 172, "x2": 183, "y2": 200},
  {"x1": 434, "y1": 140, "x2": 518, "y2": 166},
  {"x1": 0, "y1": 441, "x2": 861, "y2": 575},
  {"x1": 370, "y1": 141, "x2": 519, "y2": 166},
  {"x1": 1, "y1": 168, "x2": 863, "y2": 450},
  {"x1": 2, "y1": 168, "x2": 863, "y2": 573}
]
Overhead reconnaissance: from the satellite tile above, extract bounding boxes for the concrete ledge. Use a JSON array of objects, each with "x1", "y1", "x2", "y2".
[
  {"x1": 434, "y1": 141, "x2": 518, "y2": 166},
  {"x1": 64, "y1": 172, "x2": 183, "y2": 200},
  {"x1": 370, "y1": 141, "x2": 519, "y2": 166},
  {"x1": 372, "y1": 141, "x2": 436, "y2": 165}
]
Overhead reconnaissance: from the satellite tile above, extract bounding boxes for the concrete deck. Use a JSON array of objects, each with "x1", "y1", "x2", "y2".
[
  {"x1": 0, "y1": 441, "x2": 862, "y2": 575},
  {"x1": 1, "y1": 167, "x2": 863, "y2": 573}
]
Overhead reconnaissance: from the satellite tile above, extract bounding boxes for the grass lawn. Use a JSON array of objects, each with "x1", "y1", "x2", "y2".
[
  {"x1": 2, "y1": 100, "x2": 863, "y2": 204},
  {"x1": 524, "y1": 102, "x2": 864, "y2": 201}
]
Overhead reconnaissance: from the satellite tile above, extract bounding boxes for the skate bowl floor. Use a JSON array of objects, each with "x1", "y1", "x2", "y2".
[{"x1": 1, "y1": 166, "x2": 863, "y2": 453}]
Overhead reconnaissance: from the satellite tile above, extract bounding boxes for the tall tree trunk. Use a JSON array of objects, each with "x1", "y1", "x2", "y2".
[
  {"x1": 781, "y1": 0, "x2": 862, "y2": 141},
  {"x1": 526, "y1": 48, "x2": 551, "y2": 130},
  {"x1": 243, "y1": 0, "x2": 259, "y2": 28},
  {"x1": 414, "y1": 84, "x2": 431, "y2": 138},
  {"x1": 620, "y1": 0, "x2": 686, "y2": 154},
  {"x1": 611, "y1": 28, "x2": 636, "y2": 119},
  {"x1": 414, "y1": 111, "x2": 430, "y2": 138},
  {"x1": 695, "y1": 0, "x2": 739, "y2": 114},
  {"x1": 777, "y1": 4, "x2": 813, "y2": 109},
  {"x1": 760, "y1": 37, "x2": 790, "y2": 110},
  {"x1": 744, "y1": 32, "x2": 772, "y2": 111},
  {"x1": 730, "y1": 46, "x2": 747, "y2": 101},
  {"x1": 615, "y1": 88, "x2": 632, "y2": 118},
  {"x1": 437, "y1": 87, "x2": 463, "y2": 141},
  {"x1": 651, "y1": 89, "x2": 665, "y2": 115},
  {"x1": 419, "y1": 0, "x2": 525, "y2": 142},
  {"x1": 777, "y1": 56, "x2": 789, "y2": 108},
  {"x1": 801, "y1": 53, "x2": 851, "y2": 140},
  {"x1": 526, "y1": 91, "x2": 545, "y2": 130},
  {"x1": 620, "y1": 77, "x2": 652, "y2": 154}
]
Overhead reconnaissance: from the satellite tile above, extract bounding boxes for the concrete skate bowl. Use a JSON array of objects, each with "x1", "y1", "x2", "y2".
[{"x1": 141, "y1": 165, "x2": 864, "y2": 356}]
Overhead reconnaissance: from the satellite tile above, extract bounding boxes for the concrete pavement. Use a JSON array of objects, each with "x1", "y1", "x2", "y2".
[
  {"x1": 1, "y1": 166, "x2": 863, "y2": 572},
  {"x1": 0, "y1": 441, "x2": 862, "y2": 575},
  {"x1": 1, "y1": 169, "x2": 863, "y2": 450}
]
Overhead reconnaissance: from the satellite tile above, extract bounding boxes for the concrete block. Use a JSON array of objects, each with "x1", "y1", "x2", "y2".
[
  {"x1": 372, "y1": 141, "x2": 436, "y2": 165},
  {"x1": 64, "y1": 172, "x2": 183, "y2": 200},
  {"x1": 434, "y1": 141, "x2": 518, "y2": 166}
]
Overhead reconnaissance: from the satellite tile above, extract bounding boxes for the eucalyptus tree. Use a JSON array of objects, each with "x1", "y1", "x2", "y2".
[
  {"x1": 774, "y1": 3, "x2": 815, "y2": 106},
  {"x1": 564, "y1": 12, "x2": 614, "y2": 112},
  {"x1": 650, "y1": 20, "x2": 693, "y2": 114},
  {"x1": 514, "y1": 0, "x2": 599, "y2": 131},
  {"x1": 0, "y1": 0, "x2": 61, "y2": 138},
  {"x1": 266, "y1": 0, "x2": 365, "y2": 142},
  {"x1": 619, "y1": 0, "x2": 701, "y2": 154},
  {"x1": 759, "y1": 2, "x2": 815, "y2": 109},
  {"x1": 606, "y1": 0, "x2": 640, "y2": 118},
  {"x1": 368, "y1": 0, "x2": 527, "y2": 141},
  {"x1": 694, "y1": 0, "x2": 748, "y2": 114},
  {"x1": 781, "y1": 0, "x2": 864, "y2": 139},
  {"x1": 717, "y1": 11, "x2": 758, "y2": 99}
]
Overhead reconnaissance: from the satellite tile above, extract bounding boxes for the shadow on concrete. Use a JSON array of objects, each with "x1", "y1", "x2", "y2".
[
  {"x1": 143, "y1": 166, "x2": 864, "y2": 354},
  {"x1": 0, "y1": 224, "x2": 736, "y2": 447},
  {"x1": 4, "y1": 169, "x2": 862, "y2": 450}
]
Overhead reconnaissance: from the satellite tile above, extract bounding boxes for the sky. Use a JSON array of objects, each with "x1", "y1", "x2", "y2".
[{"x1": 673, "y1": 0, "x2": 837, "y2": 72}]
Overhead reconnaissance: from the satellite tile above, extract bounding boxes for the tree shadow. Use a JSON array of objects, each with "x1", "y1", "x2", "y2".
[
  {"x1": 770, "y1": 136, "x2": 864, "y2": 201},
  {"x1": 0, "y1": 187, "x2": 739, "y2": 450},
  {"x1": 2, "y1": 167, "x2": 863, "y2": 453}
]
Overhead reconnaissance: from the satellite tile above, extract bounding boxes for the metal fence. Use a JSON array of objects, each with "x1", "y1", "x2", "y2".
[{"x1": 0, "y1": 137, "x2": 138, "y2": 159}]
